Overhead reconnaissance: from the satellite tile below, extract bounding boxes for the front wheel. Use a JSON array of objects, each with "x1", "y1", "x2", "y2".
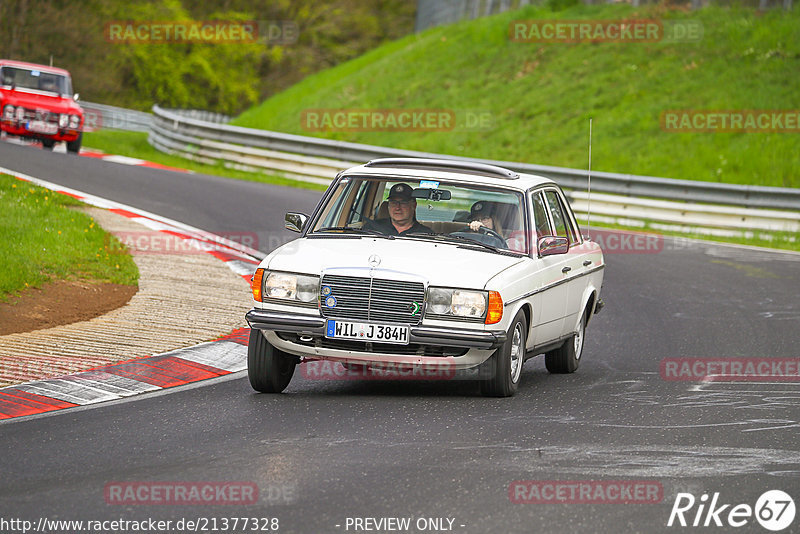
[
  {"x1": 66, "y1": 132, "x2": 82, "y2": 154},
  {"x1": 545, "y1": 312, "x2": 586, "y2": 374},
  {"x1": 480, "y1": 309, "x2": 526, "y2": 397},
  {"x1": 247, "y1": 329, "x2": 297, "y2": 393},
  {"x1": 41, "y1": 138, "x2": 55, "y2": 150}
]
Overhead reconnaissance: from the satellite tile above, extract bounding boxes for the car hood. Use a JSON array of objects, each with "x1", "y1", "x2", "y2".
[
  {"x1": 0, "y1": 89, "x2": 82, "y2": 114},
  {"x1": 265, "y1": 236, "x2": 525, "y2": 289}
]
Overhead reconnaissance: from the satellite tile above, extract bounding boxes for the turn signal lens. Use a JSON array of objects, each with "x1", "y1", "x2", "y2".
[
  {"x1": 485, "y1": 291, "x2": 503, "y2": 324},
  {"x1": 251, "y1": 268, "x2": 264, "y2": 302}
]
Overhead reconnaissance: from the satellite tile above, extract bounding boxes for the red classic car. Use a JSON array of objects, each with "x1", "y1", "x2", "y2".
[{"x1": 0, "y1": 59, "x2": 84, "y2": 153}]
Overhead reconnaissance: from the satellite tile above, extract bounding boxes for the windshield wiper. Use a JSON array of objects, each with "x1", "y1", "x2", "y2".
[
  {"x1": 315, "y1": 226, "x2": 394, "y2": 238},
  {"x1": 409, "y1": 232, "x2": 509, "y2": 253}
]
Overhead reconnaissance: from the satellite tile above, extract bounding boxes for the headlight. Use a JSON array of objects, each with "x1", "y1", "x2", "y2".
[
  {"x1": 2, "y1": 105, "x2": 14, "y2": 119},
  {"x1": 69, "y1": 114, "x2": 80, "y2": 129},
  {"x1": 59, "y1": 114, "x2": 69, "y2": 128},
  {"x1": 263, "y1": 270, "x2": 319, "y2": 304},
  {"x1": 451, "y1": 290, "x2": 486, "y2": 318},
  {"x1": 428, "y1": 288, "x2": 451, "y2": 315},
  {"x1": 426, "y1": 287, "x2": 490, "y2": 321}
]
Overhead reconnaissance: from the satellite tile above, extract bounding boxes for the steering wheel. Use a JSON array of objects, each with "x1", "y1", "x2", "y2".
[
  {"x1": 451, "y1": 225, "x2": 508, "y2": 249},
  {"x1": 471, "y1": 225, "x2": 505, "y2": 242}
]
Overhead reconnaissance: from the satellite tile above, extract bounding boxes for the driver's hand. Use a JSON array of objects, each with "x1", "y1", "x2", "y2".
[{"x1": 469, "y1": 220, "x2": 483, "y2": 232}]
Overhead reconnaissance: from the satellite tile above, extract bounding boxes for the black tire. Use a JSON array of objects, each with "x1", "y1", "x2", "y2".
[
  {"x1": 41, "y1": 138, "x2": 55, "y2": 150},
  {"x1": 545, "y1": 311, "x2": 586, "y2": 374},
  {"x1": 66, "y1": 132, "x2": 82, "y2": 154},
  {"x1": 480, "y1": 309, "x2": 526, "y2": 397},
  {"x1": 247, "y1": 329, "x2": 297, "y2": 393}
]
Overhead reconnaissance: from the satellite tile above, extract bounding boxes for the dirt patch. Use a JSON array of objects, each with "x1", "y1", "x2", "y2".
[{"x1": 0, "y1": 280, "x2": 137, "y2": 335}]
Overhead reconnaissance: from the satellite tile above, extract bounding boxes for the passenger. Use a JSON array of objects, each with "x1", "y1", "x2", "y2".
[{"x1": 365, "y1": 183, "x2": 433, "y2": 236}]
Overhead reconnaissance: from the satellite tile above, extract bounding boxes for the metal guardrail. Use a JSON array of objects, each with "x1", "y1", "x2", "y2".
[
  {"x1": 150, "y1": 105, "x2": 800, "y2": 214},
  {"x1": 81, "y1": 101, "x2": 152, "y2": 132},
  {"x1": 80, "y1": 102, "x2": 230, "y2": 133}
]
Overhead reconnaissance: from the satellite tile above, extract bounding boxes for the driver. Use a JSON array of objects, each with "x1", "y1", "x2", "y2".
[
  {"x1": 365, "y1": 183, "x2": 433, "y2": 236},
  {"x1": 468, "y1": 201, "x2": 502, "y2": 235}
]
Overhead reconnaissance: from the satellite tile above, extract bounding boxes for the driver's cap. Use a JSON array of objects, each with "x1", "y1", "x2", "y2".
[{"x1": 388, "y1": 183, "x2": 413, "y2": 201}]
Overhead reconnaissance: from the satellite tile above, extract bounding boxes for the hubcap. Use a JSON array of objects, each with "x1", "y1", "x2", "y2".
[
  {"x1": 574, "y1": 320, "x2": 584, "y2": 360},
  {"x1": 510, "y1": 323, "x2": 523, "y2": 382}
]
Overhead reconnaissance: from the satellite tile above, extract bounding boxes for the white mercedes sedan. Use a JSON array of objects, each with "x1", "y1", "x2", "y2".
[{"x1": 246, "y1": 158, "x2": 604, "y2": 396}]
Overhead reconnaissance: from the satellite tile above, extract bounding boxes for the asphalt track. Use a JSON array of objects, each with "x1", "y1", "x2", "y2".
[{"x1": 1, "y1": 141, "x2": 799, "y2": 534}]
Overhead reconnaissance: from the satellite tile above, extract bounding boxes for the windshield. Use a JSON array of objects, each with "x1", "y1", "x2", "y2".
[
  {"x1": 0, "y1": 66, "x2": 72, "y2": 95},
  {"x1": 311, "y1": 175, "x2": 528, "y2": 254}
]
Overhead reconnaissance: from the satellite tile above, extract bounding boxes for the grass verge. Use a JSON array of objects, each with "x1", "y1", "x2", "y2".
[
  {"x1": 233, "y1": 3, "x2": 800, "y2": 188},
  {"x1": 0, "y1": 174, "x2": 139, "y2": 301},
  {"x1": 83, "y1": 130, "x2": 328, "y2": 192}
]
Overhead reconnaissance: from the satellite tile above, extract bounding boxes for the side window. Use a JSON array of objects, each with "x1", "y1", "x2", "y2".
[
  {"x1": 544, "y1": 190, "x2": 577, "y2": 244},
  {"x1": 531, "y1": 192, "x2": 550, "y2": 239},
  {"x1": 349, "y1": 181, "x2": 371, "y2": 224}
]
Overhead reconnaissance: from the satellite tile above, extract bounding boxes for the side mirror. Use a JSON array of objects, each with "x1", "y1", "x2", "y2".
[
  {"x1": 73, "y1": 93, "x2": 80, "y2": 101},
  {"x1": 285, "y1": 212, "x2": 308, "y2": 233},
  {"x1": 538, "y1": 236, "x2": 569, "y2": 257}
]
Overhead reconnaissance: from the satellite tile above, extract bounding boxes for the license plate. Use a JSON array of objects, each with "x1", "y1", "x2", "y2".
[
  {"x1": 325, "y1": 320, "x2": 409, "y2": 345},
  {"x1": 26, "y1": 120, "x2": 57, "y2": 134}
]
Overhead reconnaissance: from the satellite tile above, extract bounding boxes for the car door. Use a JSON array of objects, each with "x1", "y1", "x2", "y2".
[
  {"x1": 525, "y1": 190, "x2": 570, "y2": 346},
  {"x1": 542, "y1": 188, "x2": 588, "y2": 335}
]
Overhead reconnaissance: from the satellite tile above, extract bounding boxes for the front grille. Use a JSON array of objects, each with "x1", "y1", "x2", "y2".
[
  {"x1": 320, "y1": 275, "x2": 425, "y2": 325},
  {"x1": 277, "y1": 333, "x2": 467, "y2": 357}
]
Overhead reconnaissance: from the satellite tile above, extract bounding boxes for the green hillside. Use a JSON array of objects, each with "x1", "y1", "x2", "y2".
[{"x1": 233, "y1": 3, "x2": 800, "y2": 188}]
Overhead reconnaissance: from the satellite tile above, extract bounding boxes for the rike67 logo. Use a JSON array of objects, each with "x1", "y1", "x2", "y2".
[{"x1": 668, "y1": 490, "x2": 795, "y2": 531}]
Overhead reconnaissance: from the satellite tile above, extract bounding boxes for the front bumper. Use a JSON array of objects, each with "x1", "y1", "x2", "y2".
[
  {"x1": 245, "y1": 309, "x2": 507, "y2": 350},
  {"x1": 0, "y1": 121, "x2": 81, "y2": 141}
]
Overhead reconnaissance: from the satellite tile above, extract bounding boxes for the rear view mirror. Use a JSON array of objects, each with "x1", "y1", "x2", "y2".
[
  {"x1": 412, "y1": 188, "x2": 451, "y2": 201},
  {"x1": 538, "y1": 236, "x2": 569, "y2": 257}
]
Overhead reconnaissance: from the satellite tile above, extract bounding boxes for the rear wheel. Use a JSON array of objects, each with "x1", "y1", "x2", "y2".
[
  {"x1": 247, "y1": 329, "x2": 297, "y2": 393},
  {"x1": 66, "y1": 132, "x2": 82, "y2": 154},
  {"x1": 480, "y1": 310, "x2": 526, "y2": 397},
  {"x1": 545, "y1": 311, "x2": 586, "y2": 374},
  {"x1": 41, "y1": 138, "x2": 55, "y2": 150}
]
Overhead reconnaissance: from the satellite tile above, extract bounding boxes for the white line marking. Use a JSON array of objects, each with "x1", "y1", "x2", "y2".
[
  {"x1": 100, "y1": 155, "x2": 146, "y2": 165},
  {"x1": 167, "y1": 341, "x2": 247, "y2": 373}
]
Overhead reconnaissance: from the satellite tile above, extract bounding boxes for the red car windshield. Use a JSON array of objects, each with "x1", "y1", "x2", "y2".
[{"x1": 0, "y1": 66, "x2": 72, "y2": 95}]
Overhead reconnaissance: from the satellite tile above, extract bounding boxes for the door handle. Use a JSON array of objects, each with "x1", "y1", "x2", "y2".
[
  {"x1": 562, "y1": 266, "x2": 571, "y2": 273},
  {"x1": 583, "y1": 260, "x2": 592, "y2": 266}
]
